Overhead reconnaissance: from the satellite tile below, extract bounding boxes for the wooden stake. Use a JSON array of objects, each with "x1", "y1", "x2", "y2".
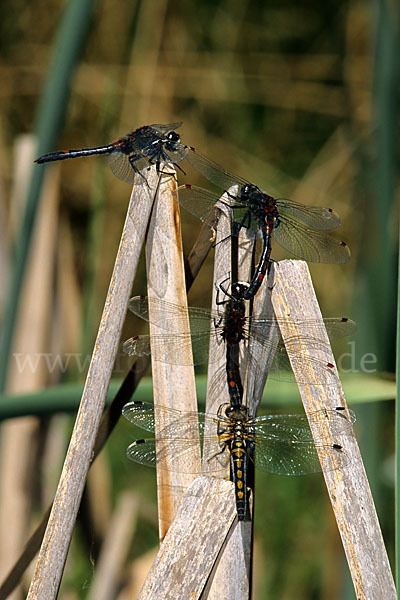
[
  {"x1": 145, "y1": 170, "x2": 201, "y2": 539},
  {"x1": 270, "y1": 259, "x2": 396, "y2": 600},
  {"x1": 137, "y1": 477, "x2": 236, "y2": 600},
  {"x1": 201, "y1": 190, "x2": 255, "y2": 600}
]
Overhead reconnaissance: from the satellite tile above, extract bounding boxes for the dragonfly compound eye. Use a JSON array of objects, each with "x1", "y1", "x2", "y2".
[
  {"x1": 241, "y1": 184, "x2": 259, "y2": 198},
  {"x1": 231, "y1": 281, "x2": 250, "y2": 299},
  {"x1": 165, "y1": 131, "x2": 181, "y2": 149}
]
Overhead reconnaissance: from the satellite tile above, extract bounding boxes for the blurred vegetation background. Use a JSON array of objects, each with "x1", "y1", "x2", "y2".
[{"x1": 0, "y1": 0, "x2": 398, "y2": 598}]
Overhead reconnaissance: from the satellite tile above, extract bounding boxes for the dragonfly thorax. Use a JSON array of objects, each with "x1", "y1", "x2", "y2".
[
  {"x1": 119, "y1": 126, "x2": 160, "y2": 155},
  {"x1": 222, "y1": 300, "x2": 246, "y2": 344},
  {"x1": 239, "y1": 184, "x2": 279, "y2": 227}
]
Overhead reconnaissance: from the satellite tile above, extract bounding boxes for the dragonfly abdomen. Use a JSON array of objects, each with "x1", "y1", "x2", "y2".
[
  {"x1": 34, "y1": 145, "x2": 115, "y2": 163},
  {"x1": 230, "y1": 438, "x2": 250, "y2": 521}
]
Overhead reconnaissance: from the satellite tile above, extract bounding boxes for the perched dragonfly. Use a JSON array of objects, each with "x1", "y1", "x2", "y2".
[
  {"x1": 122, "y1": 401, "x2": 355, "y2": 521},
  {"x1": 123, "y1": 295, "x2": 356, "y2": 386},
  {"x1": 35, "y1": 123, "x2": 187, "y2": 183},
  {"x1": 177, "y1": 182, "x2": 350, "y2": 300}
]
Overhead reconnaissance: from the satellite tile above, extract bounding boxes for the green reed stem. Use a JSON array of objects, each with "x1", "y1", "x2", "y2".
[{"x1": 0, "y1": 0, "x2": 96, "y2": 393}]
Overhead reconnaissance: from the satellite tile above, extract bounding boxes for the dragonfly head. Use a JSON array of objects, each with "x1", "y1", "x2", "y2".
[
  {"x1": 231, "y1": 281, "x2": 250, "y2": 299},
  {"x1": 164, "y1": 130, "x2": 181, "y2": 151},
  {"x1": 225, "y1": 404, "x2": 249, "y2": 421},
  {"x1": 240, "y1": 183, "x2": 259, "y2": 197}
]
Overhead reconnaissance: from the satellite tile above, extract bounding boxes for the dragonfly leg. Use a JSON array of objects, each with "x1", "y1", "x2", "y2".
[
  {"x1": 128, "y1": 154, "x2": 150, "y2": 185},
  {"x1": 206, "y1": 439, "x2": 229, "y2": 464},
  {"x1": 158, "y1": 166, "x2": 179, "y2": 181},
  {"x1": 173, "y1": 162, "x2": 187, "y2": 177},
  {"x1": 215, "y1": 278, "x2": 231, "y2": 305}
]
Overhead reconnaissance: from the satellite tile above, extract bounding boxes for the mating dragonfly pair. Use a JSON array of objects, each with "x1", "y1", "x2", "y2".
[
  {"x1": 35, "y1": 122, "x2": 350, "y2": 301},
  {"x1": 122, "y1": 400, "x2": 355, "y2": 521},
  {"x1": 121, "y1": 292, "x2": 355, "y2": 520}
]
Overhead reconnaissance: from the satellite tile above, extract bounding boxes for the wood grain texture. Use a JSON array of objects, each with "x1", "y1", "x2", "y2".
[
  {"x1": 204, "y1": 188, "x2": 254, "y2": 429},
  {"x1": 243, "y1": 265, "x2": 280, "y2": 415},
  {"x1": 201, "y1": 510, "x2": 252, "y2": 600},
  {"x1": 26, "y1": 168, "x2": 159, "y2": 600},
  {"x1": 203, "y1": 194, "x2": 234, "y2": 470},
  {"x1": 146, "y1": 171, "x2": 201, "y2": 539},
  {"x1": 138, "y1": 476, "x2": 236, "y2": 600},
  {"x1": 270, "y1": 259, "x2": 396, "y2": 600}
]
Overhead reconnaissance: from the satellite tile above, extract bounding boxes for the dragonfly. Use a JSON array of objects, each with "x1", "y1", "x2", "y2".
[
  {"x1": 177, "y1": 182, "x2": 350, "y2": 300},
  {"x1": 123, "y1": 295, "x2": 357, "y2": 386},
  {"x1": 35, "y1": 123, "x2": 188, "y2": 184},
  {"x1": 122, "y1": 400, "x2": 355, "y2": 521}
]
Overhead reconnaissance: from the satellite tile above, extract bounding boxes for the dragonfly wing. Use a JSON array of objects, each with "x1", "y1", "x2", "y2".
[
  {"x1": 276, "y1": 198, "x2": 341, "y2": 230},
  {"x1": 126, "y1": 438, "x2": 159, "y2": 467},
  {"x1": 253, "y1": 409, "x2": 355, "y2": 440},
  {"x1": 122, "y1": 401, "x2": 158, "y2": 431},
  {"x1": 122, "y1": 335, "x2": 151, "y2": 358},
  {"x1": 266, "y1": 318, "x2": 355, "y2": 384},
  {"x1": 308, "y1": 407, "x2": 356, "y2": 433},
  {"x1": 126, "y1": 437, "x2": 203, "y2": 472},
  {"x1": 253, "y1": 414, "x2": 314, "y2": 440},
  {"x1": 107, "y1": 152, "x2": 149, "y2": 184},
  {"x1": 246, "y1": 320, "x2": 280, "y2": 357},
  {"x1": 185, "y1": 147, "x2": 249, "y2": 190},
  {"x1": 127, "y1": 435, "x2": 228, "y2": 475},
  {"x1": 253, "y1": 436, "x2": 348, "y2": 475},
  {"x1": 122, "y1": 331, "x2": 211, "y2": 365},
  {"x1": 247, "y1": 318, "x2": 351, "y2": 384},
  {"x1": 177, "y1": 185, "x2": 258, "y2": 235},
  {"x1": 273, "y1": 217, "x2": 350, "y2": 264},
  {"x1": 128, "y1": 297, "x2": 212, "y2": 330},
  {"x1": 269, "y1": 342, "x2": 339, "y2": 385},
  {"x1": 241, "y1": 320, "x2": 294, "y2": 383},
  {"x1": 163, "y1": 143, "x2": 188, "y2": 163},
  {"x1": 176, "y1": 185, "x2": 229, "y2": 229},
  {"x1": 207, "y1": 365, "x2": 230, "y2": 404},
  {"x1": 126, "y1": 297, "x2": 219, "y2": 364},
  {"x1": 123, "y1": 401, "x2": 223, "y2": 437},
  {"x1": 250, "y1": 316, "x2": 356, "y2": 343},
  {"x1": 323, "y1": 317, "x2": 357, "y2": 339},
  {"x1": 129, "y1": 296, "x2": 173, "y2": 323},
  {"x1": 149, "y1": 123, "x2": 183, "y2": 134}
]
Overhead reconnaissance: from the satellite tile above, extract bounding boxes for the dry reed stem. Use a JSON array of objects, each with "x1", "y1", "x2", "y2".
[
  {"x1": 87, "y1": 492, "x2": 139, "y2": 600},
  {"x1": 0, "y1": 154, "x2": 59, "y2": 600},
  {"x1": 86, "y1": 452, "x2": 112, "y2": 542},
  {"x1": 26, "y1": 167, "x2": 160, "y2": 600}
]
